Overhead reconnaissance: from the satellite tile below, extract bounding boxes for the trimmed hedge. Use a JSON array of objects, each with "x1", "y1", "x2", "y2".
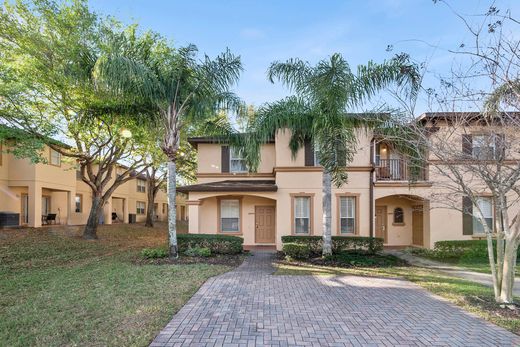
[
  {"x1": 282, "y1": 243, "x2": 311, "y2": 259},
  {"x1": 434, "y1": 240, "x2": 520, "y2": 259},
  {"x1": 184, "y1": 247, "x2": 212, "y2": 257},
  {"x1": 281, "y1": 235, "x2": 384, "y2": 255},
  {"x1": 177, "y1": 234, "x2": 243, "y2": 254}
]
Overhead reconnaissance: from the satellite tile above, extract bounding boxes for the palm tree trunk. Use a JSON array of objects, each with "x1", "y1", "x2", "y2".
[
  {"x1": 167, "y1": 160, "x2": 178, "y2": 258},
  {"x1": 322, "y1": 171, "x2": 332, "y2": 256}
]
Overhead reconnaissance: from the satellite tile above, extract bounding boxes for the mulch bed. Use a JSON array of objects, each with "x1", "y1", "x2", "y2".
[
  {"x1": 275, "y1": 251, "x2": 409, "y2": 269},
  {"x1": 134, "y1": 253, "x2": 246, "y2": 267},
  {"x1": 464, "y1": 295, "x2": 520, "y2": 320}
]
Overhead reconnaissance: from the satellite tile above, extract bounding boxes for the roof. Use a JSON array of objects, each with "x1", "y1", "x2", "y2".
[
  {"x1": 417, "y1": 112, "x2": 520, "y2": 123},
  {"x1": 177, "y1": 180, "x2": 277, "y2": 193},
  {"x1": 0, "y1": 124, "x2": 72, "y2": 149},
  {"x1": 188, "y1": 135, "x2": 275, "y2": 148}
]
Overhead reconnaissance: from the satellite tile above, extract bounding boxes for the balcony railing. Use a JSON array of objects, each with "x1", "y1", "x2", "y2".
[{"x1": 375, "y1": 159, "x2": 427, "y2": 181}]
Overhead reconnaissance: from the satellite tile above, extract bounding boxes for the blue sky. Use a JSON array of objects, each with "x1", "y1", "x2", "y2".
[{"x1": 89, "y1": 0, "x2": 519, "y2": 114}]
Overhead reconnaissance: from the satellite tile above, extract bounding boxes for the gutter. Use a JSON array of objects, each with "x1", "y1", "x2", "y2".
[{"x1": 369, "y1": 138, "x2": 375, "y2": 238}]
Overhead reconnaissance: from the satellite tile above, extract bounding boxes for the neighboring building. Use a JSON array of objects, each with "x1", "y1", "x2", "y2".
[
  {"x1": 179, "y1": 112, "x2": 519, "y2": 250},
  {"x1": 0, "y1": 141, "x2": 170, "y2": 227}
]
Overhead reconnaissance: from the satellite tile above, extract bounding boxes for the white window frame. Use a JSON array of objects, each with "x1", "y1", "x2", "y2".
[
  {"x1": 294, "y1": 196, "x2": 311, "y2": 234},
  {"x1": 50, "y1": 149, "x2": 61, "y2": 166},
  {"x1": 136, "y1": 201, "x2": 146, "y2": 215},
  {"x1": 339, "y1": 196, "x2": 356, "y2": 234},
  {"x1": 220, "y1": 199, "x2": 240, "y2": 233},
  {"x1": 230, "y1": 147, "x2": 248, "y2": 173},
  {"x1": 473, "y1": 196, "x2": 493, "y2": 234},
  {"x1": 137, "y1": 179, "x2": 146, "y2": 193}
]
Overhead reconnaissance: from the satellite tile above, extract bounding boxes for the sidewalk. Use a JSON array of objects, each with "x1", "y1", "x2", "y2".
[{"x1": 385, "y1": 249, "x2": 520, "y2": 296}]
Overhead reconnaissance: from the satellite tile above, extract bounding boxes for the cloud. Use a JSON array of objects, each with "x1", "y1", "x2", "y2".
[{"x1": 240, "y1": 28, "x2": 266, "y2": 40}]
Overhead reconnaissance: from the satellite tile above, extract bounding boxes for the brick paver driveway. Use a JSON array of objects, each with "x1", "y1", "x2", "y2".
[{"x1": 151, "y1": 251, "x2": 520, "y2": 346}]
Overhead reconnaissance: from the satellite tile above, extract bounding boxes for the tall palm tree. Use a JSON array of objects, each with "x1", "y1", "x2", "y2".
[
  {"x1": 94, "y1": 31, "x2": 242, "y2": 258},
  {"x1": 246, "y1": 53, "x2": 420, "y2": 255}
]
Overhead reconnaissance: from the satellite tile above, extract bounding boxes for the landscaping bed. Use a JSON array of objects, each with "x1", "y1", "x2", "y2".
[
  {"x1": 277, "y1": 251, "x2": 406, "y2": 269},
  {"x1": 136, "y1": 253, "x2": 245, "y2": 267}
]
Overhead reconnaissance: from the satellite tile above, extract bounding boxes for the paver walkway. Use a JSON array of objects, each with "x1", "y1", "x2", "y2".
[
  {"x1": 385, "y1": 249, "x2": 520, "y2": 296},
  {"x1": 151, "y1": 251, "x2": 520, "y2": 346}
]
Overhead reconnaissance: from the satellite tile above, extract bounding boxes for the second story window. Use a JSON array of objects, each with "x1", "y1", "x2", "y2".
[
  {"x1": 472, "y1": 134, "x2": 497, "y2": 160},
  {"x1": 230, "y1": 147, "x2": 247, "y2": 173},
  {"x1": 50, "y1": 149, "x2": 61, "y2": 166},
  {"x1": 137, "y1": 179, "x2": 146, "y2": 193}
]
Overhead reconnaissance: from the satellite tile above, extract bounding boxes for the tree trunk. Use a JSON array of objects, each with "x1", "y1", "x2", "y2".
[
  {"x1": 83, "y1": 194, "x2": 104, "y2": 240},
  {"x1": 145, "y1": 184, "x2": 156, "y2": 228},
  {"x1": 167, "y1": 160, "x2": 178, "y2": 258},
  {"x1": 486, "y1": 231, "x2": 501, "y2": 300},
  {"x1": 322, "y1": 171, "x2": 332, "y2": 256},
  {"x1": 499, "y1": 239, "x2": 518, "y2": 304}
]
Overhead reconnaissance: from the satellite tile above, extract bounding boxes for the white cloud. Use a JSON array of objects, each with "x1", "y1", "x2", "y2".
[{"x1": 240, "y1": 28, "x2": 266, "y2": 40}]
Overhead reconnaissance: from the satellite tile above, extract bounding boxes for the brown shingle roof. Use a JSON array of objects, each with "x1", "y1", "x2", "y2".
[{"x1": 177, "y1": 180, "x2": 277, "y2": 193}]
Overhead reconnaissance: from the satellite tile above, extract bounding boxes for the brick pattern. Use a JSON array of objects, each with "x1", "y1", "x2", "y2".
[{"x1": 151, "y1": 251, "x2": 520, "y2": 346}]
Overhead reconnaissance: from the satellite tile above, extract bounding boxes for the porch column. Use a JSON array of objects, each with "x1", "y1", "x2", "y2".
[
  {"x1": 104, "y1": 198, "x2": 112, "y2": 225},
  {"x1": 28, "y1": 182, "x2": 42, "y2": 228},
  {"x1": 123, "y1": 198, "x2": 129, "y2": 223},
  {"x1": 187, "y1": 200, "x2": 201, "y2": 234},
  {"x1": 66, "y1": 191, "x2": 73, "y2": 225}
]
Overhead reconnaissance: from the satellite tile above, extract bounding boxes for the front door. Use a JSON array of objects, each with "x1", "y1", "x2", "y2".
[
  {"x1": 255, "y1": 206, "x2": 275, "y2": 243},
  {"x1": 412, "y1": 206, "x2": 424, "y2": 246},
  {"x1": 375, "y1": 206, "x2": 387, "y2": 243}
]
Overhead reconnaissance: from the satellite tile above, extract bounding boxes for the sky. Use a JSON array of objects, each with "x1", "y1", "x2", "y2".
[{"x1": 88, "y1": 0, "x2": 520, "y2": 115}]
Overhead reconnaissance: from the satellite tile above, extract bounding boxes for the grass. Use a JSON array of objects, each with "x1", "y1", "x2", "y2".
[
  {"x1": 275, "y1": 259, "x2": 520, "y2": 335},
  {"x1": 0, "y1": 223, "x2": 234, "y2": 347}
]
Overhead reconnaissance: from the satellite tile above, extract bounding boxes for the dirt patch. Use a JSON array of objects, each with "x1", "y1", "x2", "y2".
[
  {"x1": 134, "y1": 254, "x2": 246, "y2": 267},
  {"x1": 464, "y1": 295, "x2": 520, "y2": 320}
]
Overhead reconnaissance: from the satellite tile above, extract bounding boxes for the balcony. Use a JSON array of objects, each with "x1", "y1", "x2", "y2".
[{"x1": 375, "y1": 159, "x2": 427, "y2": 181}]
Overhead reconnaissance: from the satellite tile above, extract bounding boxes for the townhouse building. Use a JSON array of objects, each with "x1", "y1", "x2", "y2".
[
  {"x1": 179, "y1": 112, "x2": 519, "y2": 250},
  {"x1": 0, "y1": 142, "x2": 184, "y2": 228}
]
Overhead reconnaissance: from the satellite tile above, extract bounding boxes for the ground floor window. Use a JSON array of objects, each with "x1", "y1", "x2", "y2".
[
  {"x1": 220, "y1": 199, "x2": 240, "y2": 233},
  {"x1": 75, "y1": 194, "x2": 82, "y2": 213},
  {"x1": 473, "y1": 196, "x2": 493, "y2": 234},
  {"x1": 339, "y1": 196, "x2": 356, "y2": 234},
  {"x1": 136, "y1": 201, "x2": 146, "y2": 215},
  {"x1": 293, "y1": 196, "x2": 311, "y2": 234}
]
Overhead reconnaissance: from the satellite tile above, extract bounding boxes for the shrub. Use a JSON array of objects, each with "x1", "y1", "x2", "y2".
[
  {"x1": 141, "y1": 247, "x2": 168, "y2": 259},
  {"x1": 282, "y1": 243, "x2": 311, "y2": 260},
  {"x1": 177, "y1": 234, "x2": 243, "y2": 254},
  {"x1": 432, "y1": 240, "x2": 520, "y2": 261},
  {"x1": 281, "y1": 235, "x2": 384, "y2": 255},
  {"x1": 184, "y1": 247, "x2": 211, "y2": 257}
]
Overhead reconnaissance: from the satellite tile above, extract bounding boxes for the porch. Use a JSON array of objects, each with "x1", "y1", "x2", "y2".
[
  {"x1": 375, "y1": 194, "x2": 430, "y2": 248},
  {"x1": 374, "y1": 142, "x2": 427, "y2": 181}
]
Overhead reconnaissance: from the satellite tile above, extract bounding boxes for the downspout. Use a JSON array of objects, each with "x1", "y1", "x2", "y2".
[{"x1": 369, "y1": 138, "x2": 375, "y2": 238}]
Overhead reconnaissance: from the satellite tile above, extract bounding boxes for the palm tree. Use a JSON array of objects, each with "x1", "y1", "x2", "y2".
[
  {"x1": 246, "y1": 53, "x2": 419, "y2": 256},
  {"x1": 94, "y1": 32, "x2": 242, "y2": 258}
]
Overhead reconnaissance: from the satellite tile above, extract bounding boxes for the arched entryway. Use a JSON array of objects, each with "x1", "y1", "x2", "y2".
[{"x1": 375, "y1": 194, "x2": 429, "y2": 247}]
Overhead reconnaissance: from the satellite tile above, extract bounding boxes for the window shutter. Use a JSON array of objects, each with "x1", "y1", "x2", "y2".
[
  {"x1": 462, "y1": 134, "x2": 472, "y2": 156},
  {"x1": 497, "y1": 134, "x2": 506, "y2": 159},
  {"x1": 462, "y1": 196, "x2": 473, "y2": 235},
  {"x1": 304, "y1": 140, "x2": 314, "y2": 166},
  {"x1": 221, "y1": 146, "x2": 230, "y2": 173}
]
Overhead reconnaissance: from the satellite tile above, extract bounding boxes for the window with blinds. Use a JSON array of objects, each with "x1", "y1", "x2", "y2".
[
  {"x1": 220, "y1": 199, "x2": 240, "y2": 232},
  {"x1": 294, "y1": 197, "x2": 310, "y2": 234},
  {"x1": 339, "y1": 196, "x2": 356, "y2": 234},
  {"x1": 473, "y1": 197, "x2": 493, "y2": 234},
  {"x1": 230, "y1": 147, "x2": 247, "y2": 173}
]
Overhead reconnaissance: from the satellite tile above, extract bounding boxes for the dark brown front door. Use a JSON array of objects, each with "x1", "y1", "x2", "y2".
[
  {"x1": 412, "y1": 206, "x2": 424, "y2": 246},
  {"x1": 375, "y1": 206, "x2": 387, "y2": 243},
  {"x1": 255, "y1": 206, "x2": 275, "y2": 243}
]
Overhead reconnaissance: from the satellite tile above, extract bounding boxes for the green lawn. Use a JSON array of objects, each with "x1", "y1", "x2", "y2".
[
  {"x1": 0, "y1": 223, "x2": 232, "y2": 347},
  {"x1": 276, "y1": 261, "x2": 520, "y2": 335}
]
